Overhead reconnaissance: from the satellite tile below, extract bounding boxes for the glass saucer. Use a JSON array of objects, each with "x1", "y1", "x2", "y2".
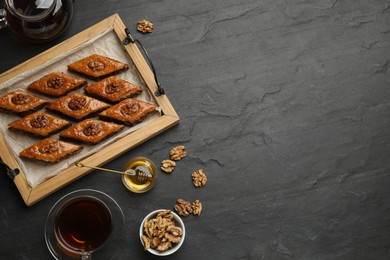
[{"x1": 45, "y1": 189, "x2": 125, "y2": 259}]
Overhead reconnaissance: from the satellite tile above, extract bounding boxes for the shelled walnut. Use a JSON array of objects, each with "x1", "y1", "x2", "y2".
[
  {"x1": 161, "y1": 159, "x2": 176, "y2": 173},
  {"x1": 137, "y1": 19, "x2": 153, "y2": 33},
  {"x1": 87, "y1": 61, "x2": 105, "y2": 71},
  {"x1": 120, "y1": 102, "x2": 139, "y2": 115},
  {"x1": 191, "y1": 200, "x2": 202, "y2": 216},
  {"x1": 174, "y1": 199, "x2": 203, "y2": 217},
  {"x1": 105, "y1": 83, "x2": 121, "y2": 94},
  {"x1": 11, "y1": 93, "x2": 30, "y2": 105},
  {"x1": 174, "y1": 198, "x2": 193, "y2": 217},
  {"x1": 83, "y1": 122, "x2": 103, "y2": 136},
  {"x1": 38, "y1": 140, "x2": 60, "y2": 154},
  {"x1": 170, "y1": 145, "x2": 187, "y2": 161},
  {"x1": 30, "y1": 115, "x2": 49, "y2": 128},
  {"x1": 192, "y1": 169, "x2": 207, "y2": 187},
  {"x1": 68, "y1": 97, "x2": 86, "y2": 110},
  {"x1": 47, "y1": 77, "x2": 64, "y2": 89}
]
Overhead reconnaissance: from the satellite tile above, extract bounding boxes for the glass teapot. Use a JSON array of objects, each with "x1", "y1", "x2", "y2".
[{"x1": 0, "y1": 0, "x2": 74, "y2": 42}]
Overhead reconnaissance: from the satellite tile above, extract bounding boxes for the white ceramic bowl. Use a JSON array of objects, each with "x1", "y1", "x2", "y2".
[{"x1": 139, "y1": 209, "x2": 185, "y2": 256}]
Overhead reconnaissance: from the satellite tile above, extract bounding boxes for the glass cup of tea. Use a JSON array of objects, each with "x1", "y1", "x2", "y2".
[
  {"x1": 55, "y1": 196, "x2": 112, "y2": 259},
  {"x1": 0, "y1": 0, "x2": 74, "y2": 42},
  {"x1": 45, "y1": 189, "x2": 125, "y2": 260}
]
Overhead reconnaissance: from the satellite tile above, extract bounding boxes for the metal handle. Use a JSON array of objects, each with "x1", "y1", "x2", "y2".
[
  {"x1": 123, "y1": 28, "x2": 166, "y2": 96},
  {"x1": 0, "y1": 157, "x2": 20, "y2": 180},
  {"x1": 0, "y1": 9, "x2": 7, "y2": 30}
]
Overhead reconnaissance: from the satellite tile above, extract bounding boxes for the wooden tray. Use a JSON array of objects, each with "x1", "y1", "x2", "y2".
[{"x1": 0, "y1": 14, "x2": 179, "y2": 206}]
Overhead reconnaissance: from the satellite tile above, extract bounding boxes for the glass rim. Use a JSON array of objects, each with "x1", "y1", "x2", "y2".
[{"x1": 5, "y1": 0, "x2": 56, "y2": 22}]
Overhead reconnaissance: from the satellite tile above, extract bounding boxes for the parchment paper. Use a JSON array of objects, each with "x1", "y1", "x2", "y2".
[{"x1": 0, "y1": 29, "x2": 160, "y2": 188}]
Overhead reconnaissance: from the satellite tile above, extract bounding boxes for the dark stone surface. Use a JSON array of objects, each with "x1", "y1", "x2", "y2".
[{"x1": 1, "y1": 0, "x2": 390, "y2": 259}]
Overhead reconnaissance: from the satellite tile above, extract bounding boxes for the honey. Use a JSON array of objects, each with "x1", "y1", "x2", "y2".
[{"x1": 122, "y1": 157, "x2": 157, "y2": 193}]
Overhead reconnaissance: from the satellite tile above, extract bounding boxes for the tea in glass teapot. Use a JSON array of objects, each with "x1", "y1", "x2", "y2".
[{"x1": 0, "y1": 0, "x2": 74, "y2": 42}]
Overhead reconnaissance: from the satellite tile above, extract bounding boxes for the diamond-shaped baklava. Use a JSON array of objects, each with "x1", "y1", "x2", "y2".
[
  {"x1": 8, "y1": 112, "x2": 71, "y2": 137},
  {"x1": 59, "y1": 119, "x2": 124, "y2": 144},
  {"x1": 84, "y1": 76, "x2": 142, "y2": 103},
  {"x1": 27, "y1": 72, "x2": 87, "y2": 97},
  {"x1": 19, "y1": 138, "x2": 82, "y2": 164},
  {"x1": 0, "y1": 90, "x2": 49, "y2": 116},
  {"x1": 46, "y1": 93, "x2": 110, "y2": 121},
  {"x1": 67, "y1": 54, "x2": 129, "y2": 80},
  {"x1": 98, "y1": 98, "x2": 156, "y2": 126}
]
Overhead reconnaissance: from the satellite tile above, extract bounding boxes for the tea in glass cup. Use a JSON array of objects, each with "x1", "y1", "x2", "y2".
[{"x1": 54, "y1": 195, "x2": 113, "y2": 258}]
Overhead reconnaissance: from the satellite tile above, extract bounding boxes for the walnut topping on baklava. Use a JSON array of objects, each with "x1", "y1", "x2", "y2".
[
  {"x1": 98, "y1": 98, "x2": 156, "y2": 126},
  {"x1": 84, "y1": 76, "x2": 142, "y2": 103},
  {"x1": 46, "y1": 93, "x2": 110, "y2": 121},
  {"x1": 67, "y1": 54, "x2": 129, "y2": 80},
  {"x1": 59, "y1": 119, "x2": 123, "y2": 144},
  {"x1": 27, "y1": 72, "x2": 87, "y2": 97}
]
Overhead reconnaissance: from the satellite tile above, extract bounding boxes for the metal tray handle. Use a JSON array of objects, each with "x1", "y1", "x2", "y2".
[
  {"x1": 123, "y1": 28, "x2": 165, "y2": 97},
  {"x1": 0, "y1": 157, "x2": 19, "y2": 180}
]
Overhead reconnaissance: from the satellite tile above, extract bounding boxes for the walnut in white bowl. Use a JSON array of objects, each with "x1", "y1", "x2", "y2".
[{"x1": 139, "y1": 209, "x2": 185, "y2": 256}]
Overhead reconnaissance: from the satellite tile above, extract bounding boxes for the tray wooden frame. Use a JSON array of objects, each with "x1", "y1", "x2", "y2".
[{"x1": 0, "y1": 14, "x2": 179, "y2": 206}]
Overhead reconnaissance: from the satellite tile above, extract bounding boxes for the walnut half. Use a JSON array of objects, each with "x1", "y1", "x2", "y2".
[
  {"x1": 30, "y1": 115, "x2": 49, "y2": 128},
  {"x1": 174, "y1": 198, "x2": 203, "y2": 217},
  {"x1": 137, "y1": 19, "x2": 154, "y2": 33},
  {"x1": 161, "y1": 159, "x2": 176, "y2": 173},
  {"x1": 38, "y1": 140, "x2": 61, "y2": 154},
  {"x1": 47, "y1": 77, "x2": 64, "y2": 89},
  {"x1": 68, "y1": 97, "x2": 86, "y2": 110},
  {"x1": 191, "y1": 200, "x2": 202, "y2": 216},
  {"x1": 170, "y1": 145, "x2": 187, "y2": 161},
  {"x1": 83, "y1": 122, "x2": 103, "y2": 136},
  {"x1": 192, "y1": 169, "x2": 207, "y2": 187},
  {"x1": 174, "y1": 198, "x2": 193, "y2": 217},
  {"x1": 11, "y1": 93, "x2": 30, "y2": 105}
]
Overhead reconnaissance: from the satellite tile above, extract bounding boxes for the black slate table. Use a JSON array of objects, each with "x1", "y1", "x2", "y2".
[{"x1": 1, "y1": 0, "x2": 390, "y2": 259}]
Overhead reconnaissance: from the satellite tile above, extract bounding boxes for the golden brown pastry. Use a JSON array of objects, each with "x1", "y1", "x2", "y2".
[
  {"x1": 67, "y1": 54, "x2": 129, "y2": 80},
  {"x1": 19, "y1": 138, "x2": 82, "y2": 164},
  {"x1": 59, "y1": 119, "x2": 124, "y2": 144},
  {"x1": 8, "y1": 112, "x2": 71, "y2": 137},
  {"x1": 46, "y1": 93, "x2": 110, "y2": 121},
  {"x1": 98, "y1": 98, "x2": 156, "y2": 126},
  {"x1": 0, "y1": 90, "x2": 49, "y2": 116},
  {"x1": 27, "y1": 72, "x2": 87, "y2": 97},
  {"x1": 84, "y1": 76, "x2": 142, "y2": 103}
]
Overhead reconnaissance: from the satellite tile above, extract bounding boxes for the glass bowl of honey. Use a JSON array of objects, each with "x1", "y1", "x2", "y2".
[{"x1": 122, "y1": 156, "x2": 157, "y2": 193}]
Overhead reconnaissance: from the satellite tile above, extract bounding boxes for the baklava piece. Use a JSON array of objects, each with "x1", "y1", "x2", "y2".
[
  {"x1": 59, "y1": 119, "x2": 124, "y2": 144},
  {"x1": 99, "y1": 98, "x2": 156, "y2": 126},
  {"x1": 67, "y1": 54, "x2": 129, "y2": 80},
  {"x1": 0, "y1": 90, "x2": 48, "y2": 116},
  {"x1": 8, "y1": 112, "x2": 71, "y2": 137},
  {"x1": 46, "y1": 93, "x2": 110, "y2": 121},
  {"x1": 27, "y1": 72, "x2": 87, "y2": 97},
  {"x1": 19, "y1": 138, "x2": 82, "y2": 164},
  {"x1": 84, "y1": 76, "x2": 142, "y2": 103}
]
